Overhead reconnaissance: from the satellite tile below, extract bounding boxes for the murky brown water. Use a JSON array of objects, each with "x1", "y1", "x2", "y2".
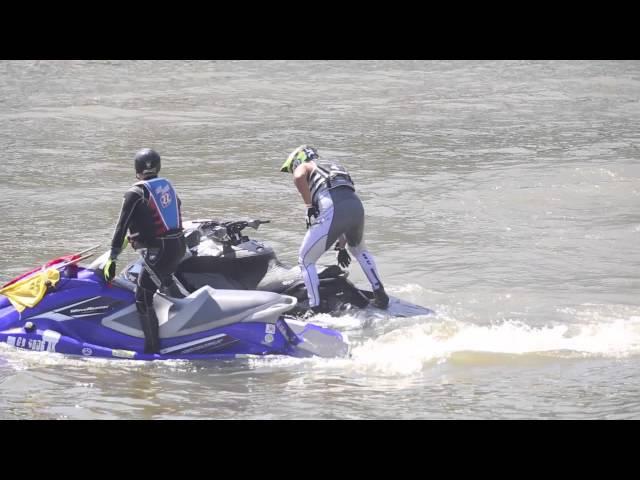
[{"x1": 1, "y1": 60, "x2": 639, "y2": 419}]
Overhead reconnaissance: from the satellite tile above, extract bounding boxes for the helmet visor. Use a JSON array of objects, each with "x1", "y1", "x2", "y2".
[{"x1": 280, "y1": 149, "x2": 300, "y2": 173}]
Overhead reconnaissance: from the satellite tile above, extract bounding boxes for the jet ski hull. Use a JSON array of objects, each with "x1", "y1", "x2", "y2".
[
  {"x1": 0, "y1": 266, "x2": 350, "y2": 360},
  {"x1": 0, "y1": 319, "x2": 350, "y2": 360}
]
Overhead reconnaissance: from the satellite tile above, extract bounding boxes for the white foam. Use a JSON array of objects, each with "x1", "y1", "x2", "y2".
[
  {"x1": 0, "y1": 344, "x2": 191, "y2": 372},
  {"x1": 342, "y1": 316, "x2": 640, "y2": 375},
  {"x1": 5, "y1": 298, "x2": 640, "y2": 379},
  {"x1": 249, "y1": 314, "x2": 640, "y2": 377}
]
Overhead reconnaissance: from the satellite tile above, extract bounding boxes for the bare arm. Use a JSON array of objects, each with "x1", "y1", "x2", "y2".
[{"x1": 293, "y1": 161, "x2": 315, "y2": 206}]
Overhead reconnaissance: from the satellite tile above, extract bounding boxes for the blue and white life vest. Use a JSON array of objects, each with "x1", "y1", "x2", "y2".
[{"x1": 136, "y1": 177, "x2": 181, "y2": 234}]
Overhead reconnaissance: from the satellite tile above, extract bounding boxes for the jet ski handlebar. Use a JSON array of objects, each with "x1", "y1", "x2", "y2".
[{"x1": 192, "y1": 219, "x2": 270, "y2": 247}]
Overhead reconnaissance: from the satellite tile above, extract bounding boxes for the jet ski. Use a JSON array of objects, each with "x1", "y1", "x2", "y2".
[
  {"x1": 119, "y1": 218, "x2": 435, "y2": 317},
  {"x1": 0, "y1": 247, "x2": 350, "y2": 360}
]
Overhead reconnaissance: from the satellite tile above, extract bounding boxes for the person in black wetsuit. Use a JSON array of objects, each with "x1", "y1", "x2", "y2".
[{"x1": 103, "y1": 148, "x2": 186, "y2": 354}]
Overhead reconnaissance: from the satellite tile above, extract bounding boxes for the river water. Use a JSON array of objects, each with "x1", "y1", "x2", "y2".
[{"x1": 1, "y1": 60, "x2": 639, "y2": 419}]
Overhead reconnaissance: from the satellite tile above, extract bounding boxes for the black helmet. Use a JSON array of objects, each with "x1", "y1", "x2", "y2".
[{"x1": 134, "y1": 148, "x2": 161, "y2": 177}]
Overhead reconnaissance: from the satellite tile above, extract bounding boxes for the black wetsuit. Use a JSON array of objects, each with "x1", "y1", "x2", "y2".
[{"x1": 109, "y1": 176, "x2": 186, "y2": 353}]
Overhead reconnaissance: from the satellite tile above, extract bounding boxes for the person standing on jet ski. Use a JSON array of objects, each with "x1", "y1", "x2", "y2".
[
  {"x1": 103, "y1": 148, "x2": 186, "y2": 354},
  {"x1": 280, "y1": 145, "x2": 389, "y2": 314}
]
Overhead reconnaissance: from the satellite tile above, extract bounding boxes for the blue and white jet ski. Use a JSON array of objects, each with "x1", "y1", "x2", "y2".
[{"x1": 0, "y1": 248, "x2": 350, "y2": 361}]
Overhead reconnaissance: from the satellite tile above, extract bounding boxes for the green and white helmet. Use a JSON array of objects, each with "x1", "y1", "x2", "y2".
[{"x1": 280, "y1": 145, "x2": 319, "y2": 173}]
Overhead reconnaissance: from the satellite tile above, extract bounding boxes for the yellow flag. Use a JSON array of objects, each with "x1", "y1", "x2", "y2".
[{"x1": 0, "y1": 269, "x2": 61, "y2": 312}]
